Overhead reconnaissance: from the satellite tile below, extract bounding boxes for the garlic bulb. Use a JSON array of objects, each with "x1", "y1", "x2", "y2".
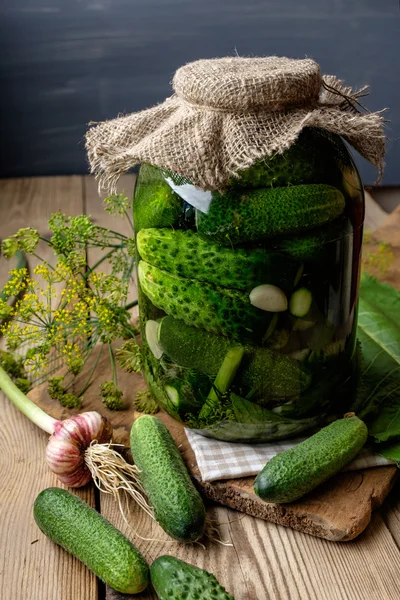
[
  {"x1": 0, "y1": 368, "x2": 152, "y2": 517},
  {"x1": 46, "y1": 412, "x2": 113, "y2": 487}
]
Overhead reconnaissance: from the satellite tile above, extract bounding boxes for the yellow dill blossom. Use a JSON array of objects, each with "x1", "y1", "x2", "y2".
[
  {"x1": 15, "y1": 292, "x2": 47, "y2": 320},
  {"x1": 88, "y1": 272, "x2": 128, "y2": 303},
  {"x1": 2, "y1": 320, "x2": 45, "y2": 351},
  {"x1": 0, "y1": 298, "x2": 13, "y2": 320},
  {"x1": 362, "y1": 240, "x2": 395, "y2": 276},
  {"x1": 2, "y1": 210, "x2": 136, "y2": 399},
  {"x1": 24, "y1": 349, "x2": 49, "y2": 377},
  {"x1": 2, "y1": 268, "x2": 29, "y2": 298}
]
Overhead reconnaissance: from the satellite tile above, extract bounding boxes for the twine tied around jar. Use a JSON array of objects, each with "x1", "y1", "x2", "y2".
[{"x1": 85, "y1": 56, "x2": 386, "y2": 192}]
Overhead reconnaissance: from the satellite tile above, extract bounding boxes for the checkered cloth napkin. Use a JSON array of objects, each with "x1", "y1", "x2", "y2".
[{"x1": 185, "y1": 428, "x2": 395, "y2": 482}]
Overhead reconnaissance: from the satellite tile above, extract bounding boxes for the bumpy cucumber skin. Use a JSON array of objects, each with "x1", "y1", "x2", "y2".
[
  {"x1": 197, "y1": 184, "x2": 345, "y2": 245},
  {"x1": 130, "y1": 415, "x2": 206, "y2": 542},
  {"x1": 133, "y1": 164, "x2": 182, "y2": 232},
  {"x1": 158, "y1": 316, "x2": 311, "y2": 400},
  {"x1": 159, "y1": 316, "x2": 230, "y2": 376},
  {"x1": 277, "y1": 215, "x2": 352, "y2": 261},
  {"x1": 137, "y1": 228, "x2": 299, "y2": 292},
  {"x1": 33, "y1": 488, "x2": 149, "y2": 594},
  {"x1": 254, "y1": 416, "x2": 368, "y2": 503},
  {"x1": 138, "y1": 260, "x2": 272, "y2": 341},
  {"x1": 230, "y1": 127, "x2": 343, "y2": 190},
  {"x1": 240, "y1": 347, "x2": 311, "y2": 399},
  {"x1": 150, "y1": 555, "x2": 234, "y2": 600}
]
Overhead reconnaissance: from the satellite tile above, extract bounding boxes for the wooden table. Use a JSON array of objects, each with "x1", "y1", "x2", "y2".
[{"x1": 1, "y1": 176, "x2": 400, "y2": 600}]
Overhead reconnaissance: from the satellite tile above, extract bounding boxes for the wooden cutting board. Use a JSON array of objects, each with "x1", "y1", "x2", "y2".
[{"x1": 28, "y1": 206, "x2": 400, "y2": 542}]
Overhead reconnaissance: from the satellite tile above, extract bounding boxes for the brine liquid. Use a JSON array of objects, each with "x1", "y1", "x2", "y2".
[{"x1": 134, "y1": 130, "x2": 364, "y2": 442}]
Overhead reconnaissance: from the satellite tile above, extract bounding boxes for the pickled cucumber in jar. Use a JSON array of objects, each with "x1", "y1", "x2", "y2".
[{"x1": 133, "y1": 128, "x2": 364, "y2": 442}]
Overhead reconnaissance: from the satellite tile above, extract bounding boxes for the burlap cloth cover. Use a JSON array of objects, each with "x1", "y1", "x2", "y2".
[{"x1": 86, "y1": 56, "x2": 386, "y2": 192}]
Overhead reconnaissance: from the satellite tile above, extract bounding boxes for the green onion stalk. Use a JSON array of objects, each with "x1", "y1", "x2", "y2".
[{"x1": 0, "y1": 366, "x2": 152, "y2": 519}]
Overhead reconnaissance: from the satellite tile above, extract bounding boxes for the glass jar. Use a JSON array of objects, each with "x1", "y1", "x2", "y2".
[{"x1": 133, "y1": 127, "x2": 364, "y2": 442}]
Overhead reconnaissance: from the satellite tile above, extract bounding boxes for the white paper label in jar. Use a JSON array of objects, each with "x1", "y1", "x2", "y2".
[{"x1": 164, "y1": 177, "x2": 212, "y2": 214}]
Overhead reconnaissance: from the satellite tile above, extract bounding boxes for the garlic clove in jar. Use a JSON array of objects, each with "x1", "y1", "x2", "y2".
[{"x1": 249, "y1": 284, "x2": 288, "y2": 312}]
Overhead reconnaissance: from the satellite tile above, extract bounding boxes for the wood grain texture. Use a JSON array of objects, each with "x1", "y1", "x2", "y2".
[
  {"x1": 364, "y1": 189, "x2": 388, "y2": 232},
  {"x1": 0, "y1": 395, "x2": 97, "y2": 600},
  {"x1": 363, "y1": 204, "x2": 400, "y2": 291},
  {"x1": 27, "y1": 348, "x2": 398, "y2": 540},
  {"x1": 0, "y1": 176, "x2": 84, "y2": 237},
  {"x1": 0, "y1": 176, "x2": 97, "y2": 600},
  {"x1": 2, "y1": 176, "x2": 400, "y2": 600}
]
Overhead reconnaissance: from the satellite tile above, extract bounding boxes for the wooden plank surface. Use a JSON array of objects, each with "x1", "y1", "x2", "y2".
[
  {"x1": 0, "y1": 176, "x2": 97, "y2": 600},
  {"x1": 26, "y1": 349, "x2": 398, "y2": 539},
  {"x1": 1, "y1": 176, "x2": 400, "y2": 600},
  {"x1": 0, "y1": 395, "x2": 97, "y2": 600},
  {"x1": 85, "y1": 173, "x2": 141, "y2": 600},
  {"x1": 364, "y1": 189, "x2": 389, "y2": 232}
]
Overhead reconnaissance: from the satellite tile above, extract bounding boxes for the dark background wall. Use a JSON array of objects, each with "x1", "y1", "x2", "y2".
[{"x1": 1, "y1": 0, "x2": 399, "y2": 184}]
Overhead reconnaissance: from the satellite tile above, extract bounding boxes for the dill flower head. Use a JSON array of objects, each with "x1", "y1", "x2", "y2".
[
  {"x1": 104, "y1": 193, "x2": 130, "y2": 217},
  {"x1": 1, "y1": 237, "x2": 19, "y2": 259},
  {"x1": 59, "y1": 393, "x2": 82, "y2": 409},
  {"x1": 48, "y1": 376, "x2": 65, "y2": 400},
  {"x1": 100, "y1": 380, "x2": 125, "y2": 411},
  {"x1": 134, "y1": 390, "x2": 159, "y2": 414},
  {"x1": 116, "y1": 340, "x2": 142, "y2": 373},
  {"x1": 1, "y1": 228, "x2": 39, "y2": 258}
]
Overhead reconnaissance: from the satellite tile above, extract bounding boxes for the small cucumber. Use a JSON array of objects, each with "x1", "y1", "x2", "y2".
[
  {"x1": 33, "y1": 487, "x2": 149, "y2": 594},
  {"x1": 133, "y1": 164, "x2": 183, "y2": 232},
  {"x1": 254, "y1": 415, "x2": 368, "y2": 503},
  {"x1": 229, "y1": 127, "x2": 343, "y2": 190},
  {"x1": 151, "y1": 555, "x2": 234, "y2": 600},
  {"x1": 160, "y1": 359, "x2": 211, "y2": 414},
  {"x1": 276, "y1": 214, "x2": 352, "y2": 262},
  {"x1": 158, "y1": 316, "x2": 312, "y2": 399},
  {"x1": 138, "y1": 260, "x2": 272, "y2": 341},
  {"x1": 158, "y1": 316, "x2": 234, "y2": 376},
  {"x1": 163, "y1": 379, "x2": 205, "y2": 414},
  {"x1": 197, "y1": 184, "x2": 345, "y2": 245},
  {"x1": 137, "y1": 227, "x2": 300, "y2": 292},
  {"x1": 130, "y1": 415, "x2": 206, "y2": 542}
]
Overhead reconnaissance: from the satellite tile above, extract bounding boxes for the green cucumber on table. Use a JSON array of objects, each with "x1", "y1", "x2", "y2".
[
  {"x1": 33, "y1": 487, "x2": 149, "y2": 594},
  {"x1": 130, "y1": 415, "x2": 206, "y2": 542},
  {"x1": 196, "y1": 184, "x2": 345, "y2": 245},
  {"x1": 254, "y1": 415, "x2": 368, "y2": 503},
  {"x1": 151, "y1": 555, "x2": 234, "y2": 600},
  {"x1": 137, "y1": 227, "x2": 301, "y2": 291},
  {"x1": 138, "y1": 260, "x2": 273, "y2": 341}
]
